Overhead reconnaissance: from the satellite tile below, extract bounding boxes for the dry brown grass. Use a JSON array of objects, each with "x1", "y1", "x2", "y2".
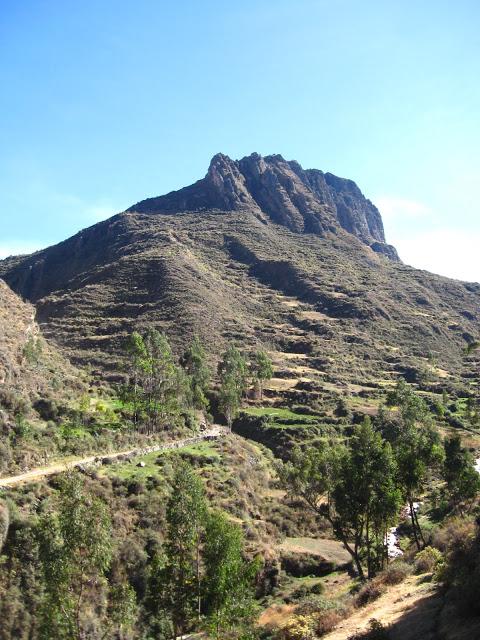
[
  {"x1": 280, "y1": 537, "x2": 351, "y2": 565},
  {"x1": 323, "y1": 575, "x2": 440, "y2": 640},
  {"x1": 258, "y1": 603, "x2": 297, "y2": 629},
  {"x1": 265, "y1": 378, "x2": 300, "y2": 391}
]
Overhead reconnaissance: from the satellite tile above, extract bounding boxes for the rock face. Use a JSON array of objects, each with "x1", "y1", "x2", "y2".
[{"x1": 128, "y1": 153, "x2": 399, "y2": 260}]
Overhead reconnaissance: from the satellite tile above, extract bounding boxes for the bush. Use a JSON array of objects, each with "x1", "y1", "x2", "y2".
[
  {"x1": 432, "y1": 517, "x2": 474, "y2": 553},
  {"x1": 281, "y1": 552, "x2": 334, "y2": 577},
  {"x1": 355, "y1": 581, "x2": 385, "y2": 607},
  {"x1": 348, "y1": 619, "x2": 390, "y2": 639},
  {"x1": 295, "y1": 595, "x2": 334, "y2": 615},
  {"x1": 33, "y1": 398, "x2": 58, "y2": 421},
  {"x1": 379, "y1": 561, "x2": 412, "y2": 585},
  {"x1": 281, "y1": 597, "x2": 350, "y2": 638},
  {"x1": 315, "y1": 610, "x2": 344, "y2": 636},
  {"x1": 414, "y1": 546, "x2": 443, "y2": 574},
  {"x1": 291, "y1": 582, "x2": 324, "y2": 602},
  {"x1": 440, "y1": 521, "x2": 480, "y2": 617},
  {"x1": 279, "y1": 607, "x2": 345, "y2": 639},
  {"x1": 0, "y1": 441, "x2": 13, "y2": 473},
  {"x1": 0, "y1": 502, "x2": 9, "y2": 551},
  {"x1": 279, "y1": 614, "x2": 316, "y2": 640}
]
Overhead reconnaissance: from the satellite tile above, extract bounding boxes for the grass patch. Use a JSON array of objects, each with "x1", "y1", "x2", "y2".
[
  {"x1": 243, "y1": 406, "x2": 318, "y2": 423},
  {"x1": 100, "y1": 441, "x2": 221, "y2": 482}
]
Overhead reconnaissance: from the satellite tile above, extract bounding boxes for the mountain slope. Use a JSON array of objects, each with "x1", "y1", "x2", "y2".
[
  {"x1": 0, "y1": 279, "x2": 84, "y2": 410},
  {"x1": 0, "y1": 279, "x2": 88, "y2": 473},
  {"x1": 128, "y1": 152, "x2": 398, "y2": 259},
  {"x1": 0, "y1": 154, "x2": 478, "y2": 402}
]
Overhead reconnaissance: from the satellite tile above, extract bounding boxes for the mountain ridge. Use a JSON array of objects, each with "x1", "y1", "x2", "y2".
[
  {"x1": 0, "y1": 154, "x2": 478, "y2": 398},
  {"x1": 127, "y1": 152, "x2": 399, "y2": 260}
]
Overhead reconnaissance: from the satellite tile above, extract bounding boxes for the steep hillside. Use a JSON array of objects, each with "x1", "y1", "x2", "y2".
[
  {"x1": 0, "y1": 154, "x2": 478, "y2": 403},
  {"x1": 0, "y1": 279, "x2": 91, "y2": 472},
  {"x1": 0, "y1": 279, "x2": 84, "y2": 416}
]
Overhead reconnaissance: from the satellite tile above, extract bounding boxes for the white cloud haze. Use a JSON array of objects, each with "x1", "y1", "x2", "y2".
[
  {"x1": 394, "y1": 228, "x2": 480, "y2": 282},
  {"x1": 0, "y1": 243, "x2": 44, "y2": 259},
  {"x1": 375, "y1": 196, "x2": 431, "y2": 220}
]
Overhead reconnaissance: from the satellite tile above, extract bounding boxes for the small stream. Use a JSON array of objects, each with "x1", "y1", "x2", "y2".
[
  {"x1": 387, "y1": 458, "x2": 480, "y2": 559},
  {"x1": 386, "y1": 502, "x2": 421, "y2": 559}
]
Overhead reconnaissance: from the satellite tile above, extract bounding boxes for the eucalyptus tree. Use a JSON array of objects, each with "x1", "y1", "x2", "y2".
[
  {"x1": 387, "y1": 380, "x2": 444, "y2": 549},
  {"x1": 161, "y1": 461, "x2": 207, "y2": 638},
  {"x1": 125, "y1": 329, "x2": 184, "y2": 432},
  {"x1": 37, "y1": 472, "x2": 135, "y2": 640},
  {"x1": 278, "y1": 419, "x2": 401, "y2": 579},
  {"x1": 203, "y1": 511, "x2": 259, "y2": 639},
  {"x1": 444, "y1": 434, "x2": 480, "y2": 511},
  {"x1": 250, "y1": 350, "x2": 273, "y2": 400},
  {"x1": 218, "y1": 345, "x2": 248, "y2": 429},
  {"x1": 181, "y1": 335, "x2": 212, "y2": 411}
]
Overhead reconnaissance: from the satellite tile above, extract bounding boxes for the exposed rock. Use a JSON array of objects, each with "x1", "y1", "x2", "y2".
[{"x1": 128, "y1": 152, "x2": 399, "y2": 259}]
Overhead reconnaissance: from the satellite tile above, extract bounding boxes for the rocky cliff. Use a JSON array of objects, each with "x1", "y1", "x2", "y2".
[{"x1": 128, "y1": 153, "x2": 399, "y2": 260}]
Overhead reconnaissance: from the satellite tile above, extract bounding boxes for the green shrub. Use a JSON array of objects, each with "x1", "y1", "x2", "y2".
[
  {"x1": 414, "y1": 546, "x2": 443, "y2": 574},
  {"x1": 295, "y1": 595, "x2": 337, "y2": 616}
]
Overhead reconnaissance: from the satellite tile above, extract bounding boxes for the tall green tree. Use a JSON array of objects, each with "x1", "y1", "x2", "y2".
[
  {"x1": 125, "y1": 331, "x2": 148, "y2": 424},
  {"x1": 37, "y1": 472, "x2": 135, "y2": 640},
  {"x1": 143, "y1": 329, "x2": 182, "y2": 432},
  {"x1": 203, "y1": 511, "x2": 259, "y2": 639},
  {"x1": 250, "y1": 350, "x2": 273, "y2": 400},
  {"x1": 218, "y1": 345, "x2": 248, "y2": 429},
  {"x1": 124, "y1": 329, "x2": 183, "y2": 433},
  {"x1": 181, "y1": 336, "x2": 211, "y2": 411},
  {"x1": 387, "y1": 381, "x2": 444, "y2": 549},
  {"x1": 162, "y1": 461, "x2": 207, "y2": 638},
  {"x1": 278, "y1": 419, "x2": 401, "y2": 579},
  {"x1": 443, "y1": 434, "x2": 480, "y2": 511}
]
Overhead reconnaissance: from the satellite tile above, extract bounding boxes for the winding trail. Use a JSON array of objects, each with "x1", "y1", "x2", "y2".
[
  {"x1": 0, "y1": 426, "x2": 228, "y2": 489},
  {"x1": 322, "y1": 574, "x2": 441, "y2": 640}
]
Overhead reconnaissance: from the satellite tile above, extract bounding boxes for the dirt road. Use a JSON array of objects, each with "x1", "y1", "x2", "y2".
[
  {"x1": 0, "y1": 426, "x2": 227, "y2": 489},
  {"x1": 322, "y1": 574, "x2": 441, "y2": 640}
]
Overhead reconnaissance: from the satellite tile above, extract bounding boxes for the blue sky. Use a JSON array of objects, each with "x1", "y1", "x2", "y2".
[{"x1": 1, "y1": 0, "x2": 479, "y2": 281}]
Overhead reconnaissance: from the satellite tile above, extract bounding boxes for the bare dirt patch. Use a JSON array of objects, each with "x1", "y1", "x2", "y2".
[{"x1": 322, "y1": 574, "x2": 441, "y2": 640}]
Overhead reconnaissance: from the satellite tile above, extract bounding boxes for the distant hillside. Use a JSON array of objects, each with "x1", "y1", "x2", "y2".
[{"x1": 0, "y1": 154, "x2": 478, "y2": 404}]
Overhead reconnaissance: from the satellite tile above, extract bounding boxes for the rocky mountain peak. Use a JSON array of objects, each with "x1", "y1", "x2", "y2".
[{"x1": 127, "y1": 152, "x2": 399, "y2": 260}]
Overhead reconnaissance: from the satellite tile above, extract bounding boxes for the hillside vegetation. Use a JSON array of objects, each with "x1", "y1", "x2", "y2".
[{"x1": 0, "y1": 153, "x2": 479, "y2": 639}]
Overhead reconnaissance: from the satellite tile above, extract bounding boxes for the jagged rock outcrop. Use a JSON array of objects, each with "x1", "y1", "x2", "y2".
[{"x1": 128, "y1": 152, "x2": 399, "y2": 260}]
